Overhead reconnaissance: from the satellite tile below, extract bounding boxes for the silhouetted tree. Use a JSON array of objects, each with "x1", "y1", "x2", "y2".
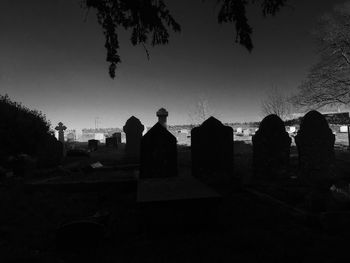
[
  {"x1": 82, "y1": 0, "x2": 287, "y2": 78},
  {"x1": 189, "y1": 97, "x2": 215, "y2": 125},
  {"x1": 0, "y1": 94, "x2": 62, "y2": 168},
  {"x1": 293, "y1": 2, "x2": 350, "y2": 109},
  {"x1": 261, "y1": 87, "x2": 292, "y2": 120}
]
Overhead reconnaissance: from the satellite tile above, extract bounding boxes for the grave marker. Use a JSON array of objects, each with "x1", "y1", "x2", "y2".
[
  {"x1": 252, "y1": 114, "x2": 291, "y2": 178},
  {"x1": 140, "y1": 122, "x2": 177, "y2": 178},
  {"x1": 295, "y1": 110, "x2": 335, "y2": 188},
  {"x1": 123, "y1": 116, "x2": 144, "y2": 160},
  {"x1": 156, "y1": 107, "x2": 168, "y2": 128},
  {"x1": 88, "y1": 139, "x2": 98, "y2": 152},
  {"x1": 55, "y1": 122, "x2": 67, "y2": 143},
  {"x1": 191, "y1": 116, "x2": 233, "y2": 177}
]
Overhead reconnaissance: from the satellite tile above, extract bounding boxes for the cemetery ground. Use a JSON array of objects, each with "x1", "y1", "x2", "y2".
[{"x1": 2, "y1": 142, "x2": 350, "y2": 262}]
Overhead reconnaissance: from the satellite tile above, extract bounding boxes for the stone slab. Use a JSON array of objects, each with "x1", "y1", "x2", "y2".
[{"x1": 136, "y1": 176, "x2": 222, "y2": 231}]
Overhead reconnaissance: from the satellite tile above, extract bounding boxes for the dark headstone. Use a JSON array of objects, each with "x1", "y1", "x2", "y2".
[
  {"x1": 37, "y1": 134, "x2": 64, "y2": 168},
  {"x1": 113, "y1": 132, "x2": 122, "y2": 143},
  {"x1": 105, "y1": 137, "x2": 118, "y2": 148},
  {"x1": 252, "y1": 114, "x2": 291, "y2": 178},
  {"x1": 123, "y1": 116, "x2": 144, "y2": 160},
  {"x1": 55, "y1": 122, "x2": 67, "y2": 143},
  {"x1": 88, "y1": 139, "x2": 98, "y2": 152},
  {"x1": 191, "y1": 117, "x2": 233, "y2": 177},
  {"x1": 140, "y1": 122, "x2": 177, "y2": 178},
  {"x1": 295, "y1": 110, "x2": 335, "y2": 190}
]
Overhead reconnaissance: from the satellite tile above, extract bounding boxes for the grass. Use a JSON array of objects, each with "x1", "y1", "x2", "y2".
[{"x1": 1, "y1": 142, "x2": 350, "y2": 262}]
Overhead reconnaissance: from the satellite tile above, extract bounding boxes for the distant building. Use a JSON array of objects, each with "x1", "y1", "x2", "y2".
[
  {"x1": 322, "y1": 112, "x2": 350, "y2": 124},
  {"x1": 81, "y1": 128, "x2": 123, "y2": 142},
  {"x1": 65, "y1": 129, "x2": 76, "y2": 142},
  {"x1": 288, "y1": 111, "x2": 350, "y2": 125}
]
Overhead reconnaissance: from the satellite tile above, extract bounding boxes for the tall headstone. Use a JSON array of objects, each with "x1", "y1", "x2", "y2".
[
  {"x1": 252, "y1": 114, "x2": 291, "y2": 178},
  {"x1": 295, "y1": 111, "x2": 335, "y2": 211},
  {"x1": 156, "y1": 108, "x2": 168, "y2": 128},
  {"x1": 191, "y1": 116, "x2": 233, "y2": 178},
  {"x1": 295, "y1": 110, "x2": 335, "y2": 186},
  {"x1": 140, "y1": 122, "x2": 177, "y2": 178},
  {"x1": 55, "y1": 122, "x2": 67, "y2": 143},
  {"x1": 123, "y1": 116, "x2": 144, "y2": 160}
]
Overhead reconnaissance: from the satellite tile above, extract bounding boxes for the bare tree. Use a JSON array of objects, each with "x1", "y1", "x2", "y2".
[
  {"x1": 261, "y1": 87, "x2": 292, "y2": 120},
  {"x1": 189, "y1": 97, "x2": 215, "y2": 125},
  {"x1": 293, "y1": 2, "x2": 350, "y2": 109}
]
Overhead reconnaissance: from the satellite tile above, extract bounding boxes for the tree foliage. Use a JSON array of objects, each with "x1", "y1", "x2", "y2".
[
  {"x1": 82, "y1": 0, "x2": 287, "y2": 78},
  {"x1": 0, "y1": 94, "x2": 62, "y2": 167},
  {"x1": 293, "y1": 2, "x2": 350, "y2": 109}
]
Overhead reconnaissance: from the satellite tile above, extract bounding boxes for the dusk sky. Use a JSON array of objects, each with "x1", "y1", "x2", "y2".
[{"x1": 0, "y1": 0, "x2": 346, "y2": 131}]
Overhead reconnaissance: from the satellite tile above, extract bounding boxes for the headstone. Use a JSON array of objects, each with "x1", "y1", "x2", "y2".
[
  {"x1": 191, "y1": 116, "x2": 233, "y2": 178},
  {"x1": 252, "y1": 114, "x2": 291, "y2": 178},
  {"x1": 156, "y1": 108, "x2": 168, "y2": 128},
  {"x1": 55, "y1": 122, "x2": 67, "y2": 143},
  {"x1": 113, "y1": 132, "x2": 122, "y2": 143},
  {"x1": 295, "y1": 110, "x2": 335, "y2": 191},
  {"x1": 140, "y1": 122, "x2": 177, "y2": 178},
  {"x1": 88, "y1": 139, "x2": 99, "y2": 152},
  {"x1": 37, "y1": 134, "x2": 64, "y2": 168},
  {"x1": 123, "y1": 116, "x2": 144, "y2": 160},
  {"x1": 295, "y1": 111, "x2": 335, "y2": 212},
  {"x1": 105, "y1": 137, "x2": 118, "y2": 148}
]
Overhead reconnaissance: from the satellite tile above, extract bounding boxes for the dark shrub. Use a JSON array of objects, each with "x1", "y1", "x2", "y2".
[{"x1": 0, "y1": 94, "x2": 62, "y2": 168}]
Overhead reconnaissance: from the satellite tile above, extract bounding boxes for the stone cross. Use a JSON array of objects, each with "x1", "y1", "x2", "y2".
[
  {"x1": 55, "y1": 122, "x2": 67, "y2": 143},
  {"x1": 156, "y1": 108, "x2": 168, "y2": 128}
]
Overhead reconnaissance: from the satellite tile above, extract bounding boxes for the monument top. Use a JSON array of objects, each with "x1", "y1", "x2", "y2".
[{"x1": 156, "y1": 108, "x2": 168, "y2": 117}]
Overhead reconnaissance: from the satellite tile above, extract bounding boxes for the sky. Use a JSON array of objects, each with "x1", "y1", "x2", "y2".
[{"x1": 0, "y1": 0, "x2": 346, "y2": 131}]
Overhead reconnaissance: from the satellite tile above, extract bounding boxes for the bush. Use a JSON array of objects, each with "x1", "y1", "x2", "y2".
[{"x1": 0, "y1": 94, "x2": 62, "y2": 168}]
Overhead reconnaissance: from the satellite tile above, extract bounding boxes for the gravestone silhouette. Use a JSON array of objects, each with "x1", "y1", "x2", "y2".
[
  {"x1": 123, "y1": 116, "x2": 144, "y2": 160},
  {"x1": 105, "y1": 137, "x2": 117, "y2": 148},
  {"x1": 295, "y1": 110, "x2": 335, "y2": 189},
  {"x1": 37, "y1": 134, "x2": 64, "y2": 168},
  {"x1": 252, "y1": 114, "x2": 291, "y2": 178},
  {"x1": 140, "y1": 122, "x2": 177, "y2": 178},
  {"x1": 113, "y1": 132, "x2": 122, "y2": 143},
  {"x1": 88, "y1": 139, "x2": 98, "y2": 152},
  {"x1": 55, "y1": 122, "x2": 67, "y2": 143},
  {"x1": 191, "y1": 116, "x2": 233, "y2": 178}
]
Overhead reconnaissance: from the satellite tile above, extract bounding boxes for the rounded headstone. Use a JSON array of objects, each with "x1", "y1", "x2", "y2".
[
  {"x1": 123, "y1": 116, "x2": 144, "y2": 160},
  {"x1": 252, "y1": 114, "x2": 291, "y2": 178},
  {"x1": 295, "y1": 110, "x2": 335, "y2": 189},
  {"x1": 191, "y1": 116, "x2": 234, "y2": 178}
]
